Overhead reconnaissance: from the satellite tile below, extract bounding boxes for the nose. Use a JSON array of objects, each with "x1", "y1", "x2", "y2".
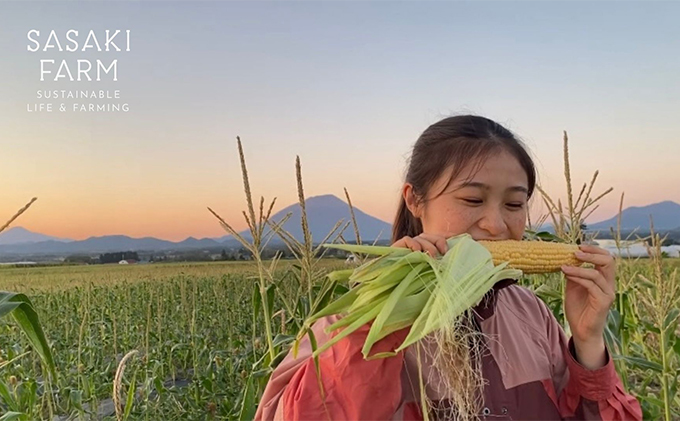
[{"x1": 477, "y1": 208, "x2": 507, "y2": 238}]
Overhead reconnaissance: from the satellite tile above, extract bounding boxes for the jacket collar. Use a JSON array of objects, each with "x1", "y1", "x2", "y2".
[{"x1": 472, "y1": 278, "x2": 518, "y2": 321}]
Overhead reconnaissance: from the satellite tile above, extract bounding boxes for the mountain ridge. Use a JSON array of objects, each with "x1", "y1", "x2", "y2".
[
  {"x1": 2, "y1": 197, "x2": 678, "y2": 257},
  {"x1": 586, "y1": 200, "x2": 680, "y2": 231}
]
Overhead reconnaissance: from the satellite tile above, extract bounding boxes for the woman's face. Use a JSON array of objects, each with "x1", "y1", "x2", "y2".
[{"x1": 403, "y1": 150, "x2": 529, "y2": 241}]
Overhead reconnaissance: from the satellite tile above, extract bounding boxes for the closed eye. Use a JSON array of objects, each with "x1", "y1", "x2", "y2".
[
  {"x1": 463, "y1": 199, "x2": 483, "y2": 205},
  {"x1": 507, "y1": 203, "x2": 524, "y2": 209}
]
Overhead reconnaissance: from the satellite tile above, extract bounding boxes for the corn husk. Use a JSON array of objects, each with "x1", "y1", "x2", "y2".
[{"x1": 296, "y1": 233, "x2": 522, "y2": 359}]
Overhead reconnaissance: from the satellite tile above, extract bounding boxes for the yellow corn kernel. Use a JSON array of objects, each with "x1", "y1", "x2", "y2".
[{"x1": 478, "y1": 240, "x2": 582, "y2": 274}]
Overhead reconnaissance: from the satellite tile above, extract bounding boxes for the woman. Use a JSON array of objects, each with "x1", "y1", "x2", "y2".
[{"x1": 255, "y1": 115, "x2": 642, "y2": 420}]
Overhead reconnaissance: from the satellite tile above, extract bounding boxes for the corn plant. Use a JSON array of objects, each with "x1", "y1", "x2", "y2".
[
  {"x1": 529, "y1": 131, "x2": 612, "y2": 329},
  {"x1": 0, "y1": 197, "x2": 58, "y2": 420}
]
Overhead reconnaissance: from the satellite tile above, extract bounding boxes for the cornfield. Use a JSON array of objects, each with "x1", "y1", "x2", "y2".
[{"x1": 0, "y1": 133, "x2": 678, "y2": 420}]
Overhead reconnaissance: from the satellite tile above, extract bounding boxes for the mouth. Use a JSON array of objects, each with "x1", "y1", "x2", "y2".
[
  {"x1": 442, "y1": 232, "x2": 511, "y2": 242},
  {"x1": 473, "y1": 238, "x2": 510, "y2": 242}
]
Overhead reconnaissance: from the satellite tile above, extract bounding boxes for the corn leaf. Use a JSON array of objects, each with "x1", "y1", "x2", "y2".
[{"x1": 0, "y1": 292, "x2": 56, "y2": 380}]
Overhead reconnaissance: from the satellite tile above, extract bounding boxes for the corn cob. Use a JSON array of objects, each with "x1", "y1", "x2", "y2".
[{"x1": 478, "y1": 240, "x2": 582, "y2": 274}]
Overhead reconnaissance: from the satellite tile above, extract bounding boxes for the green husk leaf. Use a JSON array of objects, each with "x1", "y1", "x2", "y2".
[
  {"x1": 305, "y1": 288, "x2": 360, "y2": 326},
  {"x1": 322, "y1": 243, "x2": 411, "y2": 257},
  {"x1": 309, "y1": 234, "x2": 523, "y2": 360},
  {"x1": 362, "y1": 263, "x2": 427, "y2": 357},
  {"x1": 312, "y1": 304, "x2": 382, "y2": 358}
]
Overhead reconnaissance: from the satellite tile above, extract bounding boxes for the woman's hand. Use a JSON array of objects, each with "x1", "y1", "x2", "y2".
[
  {"x1": 392, "y1": 233, "x2": 448, "y2": 258},
  {"x1": 561, "y1": 243, "x2": 616, "y2": 370}
]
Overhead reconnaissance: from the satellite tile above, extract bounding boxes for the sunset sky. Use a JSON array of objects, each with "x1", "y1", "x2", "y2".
[{"x1": 1, "y1": 2, "x2": 679, "y2": 242}]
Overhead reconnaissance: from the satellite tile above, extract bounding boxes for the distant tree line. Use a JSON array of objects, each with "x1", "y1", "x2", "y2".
[
  {"x1": 60, "y1": 242, "x2": 384, "y2": 266},
  {"x1": 99, "y1": 251, "x2": 140, "y2": 264}
]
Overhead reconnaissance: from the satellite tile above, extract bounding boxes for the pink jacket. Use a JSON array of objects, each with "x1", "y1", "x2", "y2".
[{"x1": 255, "y1": 279, "x2": 642, "y2": 420}]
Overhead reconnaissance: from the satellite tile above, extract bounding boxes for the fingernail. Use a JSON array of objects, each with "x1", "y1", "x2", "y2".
[
  {"x1": 575, "y1": 251, "x2": 587, "y2": 258},
  {"x1": 561, "y1": 265, "x2": 572, "y2": 271}
]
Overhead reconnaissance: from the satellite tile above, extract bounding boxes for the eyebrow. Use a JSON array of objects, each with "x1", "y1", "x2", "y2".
[{"x1": 457, "y1": 181, "x2": 529, "y2": 194}]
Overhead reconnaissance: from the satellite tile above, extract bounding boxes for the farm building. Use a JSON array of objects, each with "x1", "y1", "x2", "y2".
[
  {"x1": 345, "y1": 254, "x2": 359, "y2": 265},
  {"x1": 0, "y1": 261, "x2": 37, "y2": 266}
]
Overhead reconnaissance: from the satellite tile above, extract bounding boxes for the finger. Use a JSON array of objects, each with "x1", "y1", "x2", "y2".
[
  {"x1": 578, "y1": 244, "x2": 613, "y2": 256},
  {"x1": 574, "y1": 250, "x2": 616, "y2": 284},
  {"x1": 404, "y1": 237, "x2": 423, "y2": 252},
  {"x1": 561, "y1": 265, "x2": 615, "y2": 297},
  {"x1": 391, "y1": 236, "x2": 409, "y2": 248},
  {"x1": 564, "y1": 275, "x2": 612, "y2": 306},
  {"x1": 394, "y1": 236, "x2": 437, "y2": 257},
  {"x1": 574, "y1": 250, "x2": 614, "y2": 267},
  {"x1": 393, "y1": 236, "x2": 417, "y2": 250},
  {"x1": 417, "y1": 233, "x2": 448, "y2": 255},
  {"x1": 414, "y1": 237, "x2": 439, "y2": 258},
  {"x1": 570, "y1": 248, "x2": 616, "y2": 285}
]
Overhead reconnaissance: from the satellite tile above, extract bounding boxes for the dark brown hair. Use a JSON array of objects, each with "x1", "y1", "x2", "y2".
[{"x1": 392, "y1": 115, "x2": 536, "y2": 243}]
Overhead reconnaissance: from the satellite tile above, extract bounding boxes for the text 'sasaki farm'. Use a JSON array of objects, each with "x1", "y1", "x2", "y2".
[{"x1": 27, "y1": 29, "x2": 130, "y2": 82}]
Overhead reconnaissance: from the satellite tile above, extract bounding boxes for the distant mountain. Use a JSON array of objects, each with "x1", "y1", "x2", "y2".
[
  {"x1": 0, "y1": 194, "x2": 392, "y2": 258},
  {"x1": 216, "y1": 194, "x2": 392, "y2": 245},
  {"x1": 0, "y1": 234, "x2": 222, "y2": 256},
  {"x1": 587, "y1": 200, "x2": 680, "y2": 231},
  {"x1": 0, "y1": 227, "x2": 73, "y2": 245},
  {"x1": 175, "y1": 237, "x2": 223, "y2": 249}
]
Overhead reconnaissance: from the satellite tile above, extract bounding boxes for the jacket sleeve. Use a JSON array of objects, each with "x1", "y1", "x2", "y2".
[
  {"x1": 281, "y1": 321, "x2": 410, "y2": 421},
  {"x1": 537, "y1": 297, "x2": 643, "y2": 420},
  {"x1": 559, "y1": 337, "x2": 643, "y2": 420}
]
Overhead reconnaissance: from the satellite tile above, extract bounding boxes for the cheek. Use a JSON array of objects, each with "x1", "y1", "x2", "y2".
[
  {"x1": 507, "y1": 210, "x2": 527, "y2": 235},
  {"x1": 426, "y1": 204, "x2": 478, "y2": 235}
]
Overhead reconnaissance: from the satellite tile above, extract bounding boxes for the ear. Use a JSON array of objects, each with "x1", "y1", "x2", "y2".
[{"x1": 402, "y1": 183, "x2": 423, "y2": 219}]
